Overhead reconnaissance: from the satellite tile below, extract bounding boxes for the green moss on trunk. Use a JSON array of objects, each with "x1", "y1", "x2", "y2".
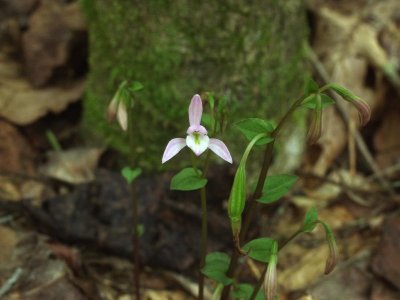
[{"x1": 81, "y1": 0, "x2": 308, "y2": 170}]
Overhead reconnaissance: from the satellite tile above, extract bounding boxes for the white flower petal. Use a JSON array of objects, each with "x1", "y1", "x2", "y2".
[
  {"x1": 208, "y1": 138, "x2": 232, "y2": 163},
  {"x1": 162, "y1": 138, "x2": 187, "y2": 163},
  {"x1": 117, "y1": 102, "x2": 128, "y2": 131},
  {"x1": 188, "y1": 94, "x2": 203, "y2": 126},
  {"x1": 186, "y1": 134, "x2": 209, "y2": 156}
]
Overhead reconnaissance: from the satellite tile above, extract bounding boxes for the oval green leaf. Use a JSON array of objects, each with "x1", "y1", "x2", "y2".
[
  {"x1": 232, "y1": 283, "x2": 264, "y2": 300},
  {"x1": 257, "y1": 174, "x2": 298, "y2": 204},
  {"x1": 201, "y1": 252, "x2": 233, "y2": 286},
  {"x1": 121, "y1": 167, "x2": 142, "y2": 184},
  {"x1": 302, "y1": 206, "x2": 318, "y2": 232},
  {"x1": 235, "y1": 118, "x2": 275, "y2": 145},
  {"x1": 242, "y1": 237, "x2": 275, "y2": 263},
  {"x1": 170, "y1": 168, "x2": 207, "y2": 191}
]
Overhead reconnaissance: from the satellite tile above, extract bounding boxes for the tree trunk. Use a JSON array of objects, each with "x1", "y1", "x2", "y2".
[{"x1": 81, "y1": 0, "x2": 308, "y2": 170}]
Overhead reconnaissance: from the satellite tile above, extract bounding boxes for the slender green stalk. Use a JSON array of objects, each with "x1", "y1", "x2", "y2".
[
  {"x1": 220, "y1": 95, "x2": 305, "y2": 300},
  {"x1": 128, "y1": 107, "x2": 141, "y2": 300},
  {"x1": 198, "y1": 185, "x2": 207, "y2": 300},
  {"x1": 197, "y1": 149, "x2": 212, "y2": 300},
  {"x1": 198, "y1": 116, "x2": 216, "y2": 299},
  {"x1": 249, "y1": 229, "x2": 302, "y2": 300}
]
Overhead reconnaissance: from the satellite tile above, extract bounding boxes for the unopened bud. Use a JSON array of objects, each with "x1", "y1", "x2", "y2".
[
  {"x1": 307, "y1": 94, "x2": 322, "y2": 145},
  {"x1": 328, "y1": 83, "x2": 371, "y2": 126},
  {"x1": 263, "y1": 242, "x2": 278, "y2": 300},
  {"x1": 352, "y1": 99, "x2": 371, "y2": 126},
  {"x1": 117, "y1": 101, "x2": 128, "y2": 131},
  {"x1": 107, "y1": 96, "x2": 118, "y2": 123},
  {"x1": 318, "y1": 221, "x2": 338, "y2": 275},
  {"x1": 324, "y1": 233, "x2": 338, "y2": 274}
]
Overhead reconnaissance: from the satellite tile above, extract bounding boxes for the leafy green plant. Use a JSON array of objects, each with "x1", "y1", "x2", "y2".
[{"x1": 160, "y1": 79, "x2": 368, "y2": 300}]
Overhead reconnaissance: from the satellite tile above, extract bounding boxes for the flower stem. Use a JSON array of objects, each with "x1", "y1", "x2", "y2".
[
  {"x1": 195, "y1": 150, "x2": 212, "y2": 300},
  {"x1": 128, "y1": 106, "x2": 141, "y2": 300},
  {"x1": 248, "y1": 229, "x2": 302, "y2": 300},
  {"x1": 220, "y1": 95, "x2": 305, "y2": 300},
  {"x1": 198, "y1": 185, "x2": 207, "y2": 300}
]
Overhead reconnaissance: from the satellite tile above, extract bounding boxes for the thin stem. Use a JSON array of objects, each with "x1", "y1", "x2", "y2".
[
  {"x1": 198, "y1": 186, "x2": 207, "y2": 300},
  {"x1": 128, "y1": 105, "x2": 141, "y2": 300},
  {"x1": 197, "y1": 150, "x2": 212, "y2": 300},
  {"x1": 249, "y1": 229, "x2": 302, "y2": 300},
  {"x1": 220, "y1": 95, "x2": 305, "y2": 300}
]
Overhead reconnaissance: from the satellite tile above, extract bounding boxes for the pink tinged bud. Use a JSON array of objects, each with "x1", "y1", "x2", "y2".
[
  {"x1": 307, "y1": 106, "x2": 322, "y2": 145},
  {"x1": 117, "y1": 102, "x2": 128, "y2": 131},
  {"x1": 107, "y1": 96, "x2": 118, "y2": 123},
  {"x1": 264, "y1": 253, "x2": 278, "y2": 300},
  {"x1": 352, "y1": 100, "x2": 371, "y2": 126},
  {"x1": 208, "y1": 138, "x2": 233, "y2": 163},
  {"x1": 162, "y1": 138, "x2": 186, "y2": 163},
  {"x1": 325, "y1": 234, "x2": 338, "y2": 275},
  {"x1": 188, "y1": 94, "x2": 203, "y2": 126}
]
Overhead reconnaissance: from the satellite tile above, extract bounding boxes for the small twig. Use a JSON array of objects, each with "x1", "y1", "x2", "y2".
[
  {"x1": 0, "y1": 268, "x2": 23, "y2": 298},
  {"x1": 306, "y1": 46, "x2": 396, "y2": 196}
]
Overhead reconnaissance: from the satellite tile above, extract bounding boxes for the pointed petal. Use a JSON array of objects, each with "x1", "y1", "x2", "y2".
[
  {"x1": 117, "y1": 102, "x2": 128, "y2": 131},
  {"x1": 162, "y1": 138, "x2": 186, "y2": 163},
  {"x1": 186, "y1": 134, "x2": 209, "y2": 156},
  {"x1": 188, "y1": 94, "x2": 203, "y2": 126},
  {"x1": 208, "y1": 138, "x2": 232, "y2": 163}
]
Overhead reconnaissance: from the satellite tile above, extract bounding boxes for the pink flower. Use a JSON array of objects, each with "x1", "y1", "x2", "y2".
[{"x1": 162, "y1": 94, "x2": 232, "y2": 164}]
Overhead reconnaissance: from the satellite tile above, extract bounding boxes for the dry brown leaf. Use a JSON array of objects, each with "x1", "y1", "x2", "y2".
[
  {"x1": 279, "y1": 245, "x2": 329, "y2": 291},
  {"x1": 40, "y1": 148, "x2": 104, "y2": 184},
  {"x1": 22, "y1": 0, "x2": 86, "y2": 87},
  {"x1": 0, "y1": 120, "x2": 35, "y2": 174},
  {"x1": 0, "y1": 57, "x2": 84, "y2": 125},
  {"x1": 0, "y1": 226, "x2": 18, "y2": 265}
]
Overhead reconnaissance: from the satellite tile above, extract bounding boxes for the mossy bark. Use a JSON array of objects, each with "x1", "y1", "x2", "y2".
[{"x1": 81, "y1": 0, "x2": 308, "y2": 170}]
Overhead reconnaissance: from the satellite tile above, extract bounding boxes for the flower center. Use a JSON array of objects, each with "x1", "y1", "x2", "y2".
[{"x1": 193, "y1": 132, "x2": 202, "y2": 145}]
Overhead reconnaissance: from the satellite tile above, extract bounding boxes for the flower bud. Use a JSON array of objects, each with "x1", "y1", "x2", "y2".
[
  {"x1": 324, "y1": 232, "x2": 338, "y2": 274},
  {"x1": 328, "y1": 83, "x2": 371, "y2": 126},
  {"x1": 107, "y1": 95, "x2": 118, "y2": 123},
  {"x1": 117, "y1": 101, "x2": 128, "y2": 131},
  {"x1": 263, "y1": 242, "x2": 278, "y2": 300},
  {"x1": 352, "y1": 99, "x2": 371, "y2": 126},
  {"x1": 307, "y1": 94, "x2": 322, "y2": 145},
  {"x1": 228, "y1": 164, "x2": 246, "y2": 239},
  {"x1": 106, "y1": 85, "x2": 128, "y2": 131}
]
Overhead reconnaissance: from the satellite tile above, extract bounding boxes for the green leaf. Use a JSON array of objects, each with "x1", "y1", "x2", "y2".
[
  {"x1": 137, "y1": 224, "x2": 145, "y2": 236},
  {"x1": 302, "y1": 94, "x2": 335, "y2": 109},
  {"x1": 242, "y1": 237, "x2": 276, "y2": 263},
  {"x1": 202, "y1": 113, "x2": 214, "y2": 130},
  {"x1": 257, "y1": 174, "x2": 298, "y2": 204},
  {"x1": 329, "y1": 83, "x2": 360, "y2": 101},
  {"x1": 235, "y1": 118, "x2": 275, "y2": 145},
  {"x1": 303, "y1": 207, "x2": 319, "y2": 232},
  {"x1": 232, "y1": 284, "x2": 263, "y2": 300},
  {"x1": 170, "y1": 168, "x2": 207, "y2": 191},
  {"x1": 304, "y1": 77, "x2": 319, "y2": 95},
  {"x1": 129, "y1": 81, "x2": 144, "y2": 92},
  {"x1": 201, "y1": 252, "x2": 233, "y2": 286},
  {"x1": 121, "y1": 167, "x2": 142, "y2": 184},
  {"x1": 207, "y1": 93, "x2": 215, "y2": 110}
]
